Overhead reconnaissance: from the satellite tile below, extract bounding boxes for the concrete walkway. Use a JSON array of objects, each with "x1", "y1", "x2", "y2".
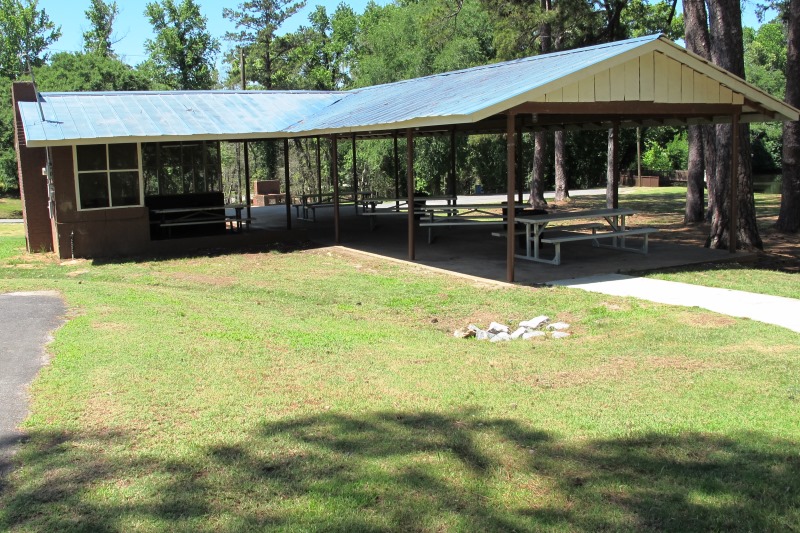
[
  {"x1": 551, "y1": 274, "x2": 800, "y2": 333},
  {"x1": 0, "y1": 291, "x2": 65, "y2": 488}
]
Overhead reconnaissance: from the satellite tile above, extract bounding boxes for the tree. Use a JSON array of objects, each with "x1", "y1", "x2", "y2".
[
  {"x1": 777, "y1": 0, "x2": 800, "y2": 232},
  {"x1": 682, "y1": 0, "x2": 712, "y2": 223},
  {"x1": 0, "y1": 0, "x2": 60, "y2": 191},
  {"x1": 223, "y1": 0, "x2": 307, "y2": 90},
  {"x1": 288, "y1": 4, "x2": 359, "y2": 90},
  {"x1": 707, "y1": 0, "x2": 762, "y2": 250},
  {"x1": 143, "y1": 0, "x2": 219, "y2": 90},
  {"x1": 34, "y1": 52, "x2": 151, "y2": 92},
  {"x1": 83, "y1": 0, "x2": 118, "y2": 57},
  {"x1": 0, "y1": 0, "x2": 61, "y2": 79}
]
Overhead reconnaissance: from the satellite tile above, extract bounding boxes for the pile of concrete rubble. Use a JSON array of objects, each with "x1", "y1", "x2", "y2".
[{"x1": 453, "y1": 315, "x2": 570, "y2": 342}]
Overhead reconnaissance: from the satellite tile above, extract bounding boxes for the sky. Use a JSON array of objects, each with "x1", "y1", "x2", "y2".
[{"x1": 38, "y1": 0, "x2": 775, "y2": 71}]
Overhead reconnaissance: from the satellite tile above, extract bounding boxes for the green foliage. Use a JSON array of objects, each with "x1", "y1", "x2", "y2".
[
  {"x1": 33, "y1": 52, "x2": 152, "y2": 92},
  {"x1": 288, "y1": 4, "x2": 359, "y2": 90},
  {"x1": 223, "y1": 0, "x2": 308, "y2": 89},
  {"x1": 0, "y1": 76, "x2": 18, "y2": 192},
  {"x1": 0, "y1": 0, "x2": 61, "y2": 80},
  {"x1": 641, "y1": 131, "x2": 687, "y2": 172},
  {"x1": 355, "y1": 0, "x2": 494, "y2": 86},
  {"x1": 83, "y1": 0, "x2": 118, "y2": 57},
  {"x1": 143, "y1": 0, "x2": 219, "y2": 90},
  {"x1": 744, "y1": 22, "x2": 787, "y2": 99}
]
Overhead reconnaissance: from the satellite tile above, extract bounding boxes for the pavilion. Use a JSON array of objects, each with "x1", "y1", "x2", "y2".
[{"x1": 13, "y1": 34, "x2": 798, "y2": 281}]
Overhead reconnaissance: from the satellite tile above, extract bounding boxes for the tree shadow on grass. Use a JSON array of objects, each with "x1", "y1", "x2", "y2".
[{"x1": 2, "y1": 410, "x2": 798, "y2": 531}]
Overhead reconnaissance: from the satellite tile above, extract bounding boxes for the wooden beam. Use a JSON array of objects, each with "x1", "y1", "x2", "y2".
[
  {"x1": 331, "y1": 136, "x2": 340, "y2": 244},
  {"x1": 284, "y1": 138, "x2": 291, "y2": 229},
  {"x1": 506, "y1": 113, "x2": 517, "y2": 283},
  {"x1": 407, "y1": 129, "x2": 415, "y2": 261},
  {"x1": 243, "y1": 141, "x2": 251, "y2": 229},
  {"x1": 449, "y1": 127, "x2": 456, "y2": 198},
  {"x1": 509, "y1": 102, "x2": 740, "y2": 116},
  {"x1": 393, "y1": 131, "x2": 400, "y2": 209},
  {"x1": 315, "y1": 136, "x2": 321, "y2": 195},
  {"x1": 352, "y1": 133, "x2": 358, "y2": 214}
]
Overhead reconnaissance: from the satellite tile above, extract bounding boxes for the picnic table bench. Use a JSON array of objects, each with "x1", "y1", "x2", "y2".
[
  {"x1": 150, "y1": 205, "x2": 250, "y2": 237},
  {"x1": 515, "y1": 208, "x2": 658, "y2": 265}
]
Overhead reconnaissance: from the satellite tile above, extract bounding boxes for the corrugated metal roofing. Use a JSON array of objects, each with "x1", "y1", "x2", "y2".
[
  {"x1": 17, "y1": 34, "x2": 799, "y2": 147},
  {"x1": 287, "y1": 35, "x2": 660, "y2": 132},
  {"x1": 18, "y1": 91, "x2": 343, "y2": 145}
]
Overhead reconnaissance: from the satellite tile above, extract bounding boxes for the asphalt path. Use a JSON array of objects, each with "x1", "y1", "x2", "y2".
[{"x1": 0, "y1": 291, "x2": 65, "y2": 489}]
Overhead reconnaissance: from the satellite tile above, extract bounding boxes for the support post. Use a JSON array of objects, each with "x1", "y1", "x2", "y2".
[
  {"x1": 393, "y1": 132, "x2": 400, "y2": 209},
  {"x1": 516, "y1": 122, "x2": 524, "y2": 203},
  {"x1": 284, "y1": 138, "x2": 291, "y2": 230},
  {"x1": 331, "y1": 136, "x2": 340, "y2": 244},
  {"x1": 449, "y1": 127, "x2": 456, "y2": 198},
  {"x1": 506, "y1": 113, "x2": 517, "y2": 283},
  {"x1": 729, "y1": 112, "x2": 740, "y2": 252},
  {"x1": 352, "y1": 133, "x2": 358, "y2": 214},
  {"x1": 407, "y1": 129, "x2": 415, "y2": 261},
  {"x1": 316, "y1": 136, "x2": 321, "y2": 197},
  {"x1": 606, "y1": 123, "x2": 620, "y2": 209},
  {"x1": 243, "y1": 141, "x2": 251, "y2": 227}
]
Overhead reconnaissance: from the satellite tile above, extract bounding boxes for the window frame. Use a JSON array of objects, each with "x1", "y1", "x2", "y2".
[{"x1": 73, "y1": 143, "x2": 145, "y2": 211}]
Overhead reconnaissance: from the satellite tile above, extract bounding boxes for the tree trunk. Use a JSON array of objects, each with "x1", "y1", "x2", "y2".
[
  {"x1": 706, "y1": 0, "x2": 762, "y2": 249},
  {"x1": 777, "y1": 0, "x2": 800, "y2": 232},
  {"x1": 683, "y1": 0, "x2": 712, "y2": 224},
  {"x1": 531, "y1": 131, "x2": 548, "y2": 208},
  {"x1": 529, "y1": 1, "x2": 551, "y2": 207},
  {"x1": 554, "y1": 130, "x2": 569, "y2": 202},
  {"x1": 685, "y1": 125, "x2": 705, "y2": 223}
]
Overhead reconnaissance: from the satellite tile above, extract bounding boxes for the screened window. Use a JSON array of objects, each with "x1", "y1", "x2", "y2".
[
  {"x1": 142, "y1": 141, "x2": 222, "y2": 196},
  {"x1": 75, "y1": 143, "x2": 141, "y2": 210}
]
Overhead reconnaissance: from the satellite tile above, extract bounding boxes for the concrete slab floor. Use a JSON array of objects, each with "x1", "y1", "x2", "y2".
[{"x1": 247, "y1": 199, "x2": 751, "y2": 286}]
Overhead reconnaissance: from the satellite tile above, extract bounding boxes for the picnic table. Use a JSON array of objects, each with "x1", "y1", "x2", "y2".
[
  {"x1": 150, "y1": 204, "x2": 249, "y2": 237},
  {"x1": 417, "y1": 203, "x2": 506, "y2": 243},
  {"x1": 361, "y1": 196, "x2": 460, "y2": 231},
  {"x1": 295, "y1": 190, "x2": 377, "y2": 221},
  {"x1": 515, "y1": 208, "x2": 657, "y2": 265}
]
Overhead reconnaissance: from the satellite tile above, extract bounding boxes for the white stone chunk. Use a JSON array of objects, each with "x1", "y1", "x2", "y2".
[
  {"x1": 522, "y1": 331, "x2": 546, "y2": 340},
  {"x1": 475, "y1": 329, "x2": 490, "y2": 340},
  {"x1": 487, "y1": 322, "x2": 510, "y2": 334},
  {"x1": 551, "y1": 331, "x2": 570, "y2": 339},
  {"x1": 490, "y1": 332, "x2": 512, "y2": 342},
  {"x1": 547, "y1": 322, "x2": 570, "y2": 330},
  {"x1": 510, "y1": 327, "x2": 527, "y2": 340},
  {"x1": 520, "y1": 316, "x2": 549, "y2": 329}
]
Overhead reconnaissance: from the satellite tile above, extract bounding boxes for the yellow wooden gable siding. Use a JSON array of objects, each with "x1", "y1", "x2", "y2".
[{"x1": 543, "y1": 51, "x2": 744, "y2": 106}]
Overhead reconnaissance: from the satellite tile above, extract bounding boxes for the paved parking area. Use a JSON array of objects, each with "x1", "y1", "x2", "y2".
[{"x1": 0, "y1": 291, "x2": 65, "y2": 488}]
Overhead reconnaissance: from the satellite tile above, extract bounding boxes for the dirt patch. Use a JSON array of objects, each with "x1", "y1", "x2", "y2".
[
  {"x1": 167, "y1": 271, "x2": 238, "y2": 287},
  {"x1": 521, "y1": 355, "x2": 720, "y2": 390},
  {"x1": 635, "y1": 213, "x2": 800, "y2": 274},
  {"x1": 677, "y1": 310, "x2": 738, "y2": 328}
]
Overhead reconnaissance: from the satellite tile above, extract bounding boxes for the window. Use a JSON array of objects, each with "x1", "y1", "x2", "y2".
[
  {"x1": 142, "y1": 141, "x2": 222, "y2": 196},
  {"x1": 75, "y1": 143, "x2": 142, "y2": 210}
]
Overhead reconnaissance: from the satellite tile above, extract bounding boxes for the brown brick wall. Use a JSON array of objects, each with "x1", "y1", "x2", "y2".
[
  {"x1": 12, "y1": 82, "x2": 54, "y2": 252},
  {"x1": 13, "y1": 83, "x2": 151, "y2": 258}
]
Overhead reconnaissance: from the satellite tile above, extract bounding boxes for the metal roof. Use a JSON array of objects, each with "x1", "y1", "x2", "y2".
[{"x1": 17, "y1": 34, "x2": 799, "y2": 147}]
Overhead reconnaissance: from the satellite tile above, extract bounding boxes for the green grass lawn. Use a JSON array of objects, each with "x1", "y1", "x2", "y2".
[
  {"x1": 0, "y1": 195, "x2": 23, "y2": 219},
  {"x1": 0, "y1": 222, "x2": 798, "y2": 532}
]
